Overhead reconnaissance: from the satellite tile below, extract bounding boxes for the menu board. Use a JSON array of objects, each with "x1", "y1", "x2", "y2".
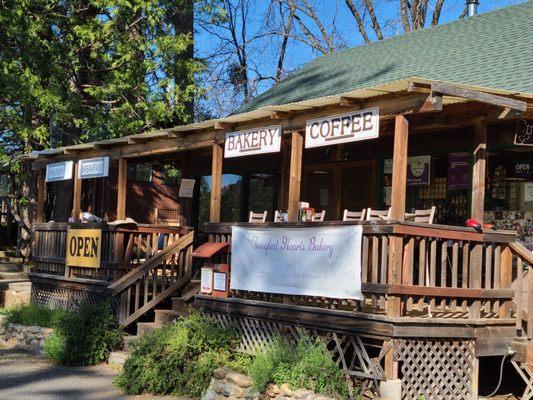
[{"x1": 448, "y1": 153, "x2": 469, "y2": 190}]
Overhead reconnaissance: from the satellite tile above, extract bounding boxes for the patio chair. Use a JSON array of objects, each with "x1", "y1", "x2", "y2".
[
  {"x1": 311, "y1": 210, "x2": 326, "y2": 222},
  {"x1": 342, "y1": 209, "x2": 366, "y2": 221},
  {"x1": 249, "y1": 211, "x2": 268, "y2": 223},
  {"x1": 366, "y1": 207, "x2": 391, "y2": 221}
]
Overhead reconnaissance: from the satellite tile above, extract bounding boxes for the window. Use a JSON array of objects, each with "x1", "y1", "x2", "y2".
[{"x1": 127, "y1": 164, "x2": 152, "y2": 183}]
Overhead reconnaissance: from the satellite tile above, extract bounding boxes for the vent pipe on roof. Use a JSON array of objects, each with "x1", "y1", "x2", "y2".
[{"x1": 466, "y1": 0, "x2": 479, "y2": 17}]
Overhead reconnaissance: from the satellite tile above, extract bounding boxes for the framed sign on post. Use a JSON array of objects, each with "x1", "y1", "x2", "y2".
[
  {"x1": 230, "y1": 225, "x2": 363, "y2": 299},
  {"x1": 78, "y1": 157, "x2": 109, "y2": 179},
  {"x1": 45, "y1": 161, "x2": 74, "y2": 182},
  {"x1": 225, "y1": 125, "x2": 282, "y2": 158},
  {"x1": 66, "y1": 228, "x2": 102, "y2": 268}
]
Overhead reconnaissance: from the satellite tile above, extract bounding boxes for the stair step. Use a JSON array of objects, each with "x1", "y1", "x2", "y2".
[
  {"x1": 0, "y1": 263, "x2": 24, "y2": 273},
  {"x1": 108, "y1": 350, "x2": 130, "y2": 368},
  {"x1": 0, "y1": 280, "x2": 31, "y2": 291},
  {"x1": 0, "y1": 271, "x2": 27, "y2": 280},
  {"x1": 154, "y1": 309, "x2": 186, "y2": 325},
  {"x1": 136, "y1": 321, "x2": 163, "y2": 337},
  {"x1": 123, "y1": 335, "x2": 139, "y2": 352},
  {"x1": 0, "y1": 251, "x2": 18, "y2": 258},
  {"x1": 0, "y1": 257, "x2": 23, "y2": 264}
]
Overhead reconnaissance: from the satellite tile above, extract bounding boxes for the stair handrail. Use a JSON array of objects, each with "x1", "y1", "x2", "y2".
[
  {"x1": 5, "y1": 198, "x2": 31, "y2": 236},
  {"x1": 108, "y1": 231, "x2": 194, "y2": 296},
  {"x1": 509, "y1": 241, "x2": 533, "y2": 338},
  {"x1": 510, "y1": 242, "x2": 533, "y2": 266}
]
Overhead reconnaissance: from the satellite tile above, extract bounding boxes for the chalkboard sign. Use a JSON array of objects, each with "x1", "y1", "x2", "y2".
[{"x1": 514, "y1": 120, "x2": 533, "y2": 146}]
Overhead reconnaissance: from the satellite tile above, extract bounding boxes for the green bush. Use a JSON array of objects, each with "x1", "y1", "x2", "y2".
[
  {"x1": 43, "y1": 301, "x2": 123, "y2": 366},
  {"x1": 247, "y1": 334, "x2": 350, "y2": 399},
  {"x1": 115, "y1": 311, "x2": 241, "y2": 398},
  {"x1": 1, "y1": 304, "x2": 67, "y2": 328}
]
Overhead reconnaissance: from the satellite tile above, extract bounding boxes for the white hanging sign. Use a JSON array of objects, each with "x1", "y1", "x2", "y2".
[
  {"x1": 78, "y1": 157, "x2": 109, "y2": 179},
  {"x1": 45, "y1": 161, "x2": 74, "y2": 182},
  {"x1": 305, "y1": 107, "x2": 379, "y2": 148},
  {"x1": 230, "y1": 225, "x2": 363, "y2": 299},
  {"x1": 224, "y1": 125, "x2": 282, "y2": 158},
  {"x1": 179, "y1": 178, "x2": 196, "y2": 198}
]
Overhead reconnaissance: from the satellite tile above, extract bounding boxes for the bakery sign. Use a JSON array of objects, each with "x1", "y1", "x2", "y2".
[
  {"x1": 224, "y1": 125, "x2": 282, "y2": 158},
  {"x1": 305, "y1": 107, "x2": 379, "y2": 148}
]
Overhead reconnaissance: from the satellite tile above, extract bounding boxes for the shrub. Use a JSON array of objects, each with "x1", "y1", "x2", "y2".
[
  {"x1": 43, "y1": 301, "x2": 123, "y2": 366},
  {"x1": 247, "y1": 334, "x2": 350, "y2": 399},
  {"x1": 1, "y1": 304, "x2": 67, "y2": 328},
  {"x1": 115, "y1": 311, "x2": 240, "y2": 398}
]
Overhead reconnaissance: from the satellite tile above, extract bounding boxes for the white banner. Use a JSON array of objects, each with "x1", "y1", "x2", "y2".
[
  {"x1": 230, "y1": 225, "x2": 362, "y2": 299},
  {"x1": 225, "y1": 125, "x2": 282, "y2": 158},
  {"x1": 305, "y1": 107, "x2": 379, "y2": 148},
  {"x1": 78, "y1": 157, "x2": 109, "y2": 179},
  {"x1": 46, "y1": 161, "x2": 74, "y2": 182}
]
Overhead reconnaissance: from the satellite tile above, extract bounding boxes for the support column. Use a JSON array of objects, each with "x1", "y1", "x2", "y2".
[
  {"x1": 287, "y1": 131, "x2": 303, "y2": 222},
  {"x1": 385, "y1": 115, "x2": 409, "y2": 381},
  {"x1": 279, "y1": 139, "x2": 290, "y2": 211},
  {"x1": 71, "y1": 162, "x2": 82, "y2": 223},
  {"x1": 36, "y1": 169, "x2": 46, "y2": 223},
  {"x1": 210, "y1": 143, "x2": 223, "y2": 223},
  {"x1": 471, "y1": 119, "x2": 487, "y2": 223},
  {"x1": 116, "y1": 158, "x2": 127, "y2": 220}
]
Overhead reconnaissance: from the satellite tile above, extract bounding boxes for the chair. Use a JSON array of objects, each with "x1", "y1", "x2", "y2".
[
  {"x1": 249, "y1": 211, "x2": 267, "y2": 223},
  {"x1": 274, "y1": 210, "x2": 288, "y2": 222},
  {"x1": 343, "y1": 209, "x2": 366, "y2": 221},
  {"x1": 311, "y1": 210, "x2": 326, "y2": 222},
  {"x1": 366, "y1": 207, "x2": 391, "y2": 221},
  {"x1": 413, "y1": 206, "x2": 436, "y2": 224}
]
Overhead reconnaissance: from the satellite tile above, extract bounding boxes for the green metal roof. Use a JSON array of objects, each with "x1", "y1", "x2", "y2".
[{"x1": 239, "y1": 1, "x2": 533, "y2": 113}]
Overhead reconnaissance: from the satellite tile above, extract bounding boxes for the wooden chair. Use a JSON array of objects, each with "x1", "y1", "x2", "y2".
[
  {"x1": 366, "y1": 207, "x2": 391, "y2": 221},
  {"x1": 342, "y1": 209, "x2": 366, "y2": 221},
  {"x1": 274, "y1": 211, "x2": 288, "y2": 222},
  {"x1": 249, "y1": 211, "x2": 267, "y2": 223},
  {"x1": 311, "y1": 210, "x2": 326, "y2": 222},
  {"x1": 413, "y1": 206, "x2": 436, "y2": 224}
]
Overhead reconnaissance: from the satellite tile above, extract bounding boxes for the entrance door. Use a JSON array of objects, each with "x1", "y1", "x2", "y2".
[{"x1": 340, "y1": 160, "x2": 376, "y2": 215}]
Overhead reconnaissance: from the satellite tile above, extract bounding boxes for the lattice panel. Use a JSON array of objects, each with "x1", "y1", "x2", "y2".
[
  {"x1": 204, "y1": 312, "x2": 386, "y2": 398},
  {"x1": 393, "y1": 338, "x2": 475, "y2": 400},
  {"x1": 31, "y1": 284, "x2": 108, "y2": 311}
]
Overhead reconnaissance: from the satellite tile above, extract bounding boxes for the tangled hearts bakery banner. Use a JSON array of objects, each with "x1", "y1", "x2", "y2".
[{"x1": 230, "y1": 225, "x2": 362, "y2": 299}]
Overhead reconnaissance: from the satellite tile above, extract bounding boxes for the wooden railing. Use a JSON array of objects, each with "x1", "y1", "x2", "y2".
[
  {"x1": 509, "y1": 242, "x2": 533, "y2": 337},
  {"x1": 0, "y1": 196, "x2": 14, "y2": 225},
  {"x1": 202, "y1": 221, "x2": 522, "y2": 323},
  {"x1": 108, "y1": 231, "x2": 194, "y2": 326},
  {"x1": 31, "y1": 222, "x2": 188, "y2": 282}
]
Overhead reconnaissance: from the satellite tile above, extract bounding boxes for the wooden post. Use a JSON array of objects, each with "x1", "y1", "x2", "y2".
[
  {"x1": 279, "y1": 139, "x2": 290, "y2": 211},
  {"x1": 287, "y1": 131, "x2": 303, "y2": 222},
  {"x1": 210, "y1": 143, "x2": 223, "y2": 223},
  {"x1": 385, "y1": 115, "x2": 409, "y2": 381},
  {"x1": 116, "y1": 158, "x2": 127, "y2": 220},
  {"x1": 471, "y1": 119, "x2": 486, "y2": 222},
  {"x1": 36, "y1": 169, "x2": 46, "y2": 223},
  {"x1": 71, "y1": 162, "x2": 82, "y2": 223},
  {"x1": 499, "y1": 245, "x2": 513, "y2": 318}
]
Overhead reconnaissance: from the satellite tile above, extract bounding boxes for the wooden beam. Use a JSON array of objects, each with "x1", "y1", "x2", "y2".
[
  {"x1": 390, "y1": 115, "x2": 409, "y2": 221},
  {"x1": 279, "y1": 140, "x2": 290, "y2": 210},
  {"x1": 116, "y1": 158, "x2": 127, "y2": 220},
  {"x1": 407, "y1": 81, "x2": 431, "y2": 94},
  {"x1": 214, "y1": 121, "x2": 235, "y2": 131},
  {"x1": 36, "y1": 169, "x2": 46, "y2": 223},
  {"x1": 271, "y1": 110, "x2": 291, "y2": 119},
  {"x1": 339, "y1": 96, "x2": 363, "y2": 107},
  {"x1": 287, "y1": 131, "x2": 303, "y2": 222},
  {"x1": 71, "y1": 162, "x2": 82, "y2": 223},
  {"x1": 431, "y1": 81, "x2": 527, "y2": 112},
  {"x1": 209, "y1": 144, "x2": 223, "y2": 223},
  {"x1": 471, "y1": 119, "x2": 486, "y2": 222},
  {"x1": 499, "y1": 246, "x2": 513, "y2": 319}
]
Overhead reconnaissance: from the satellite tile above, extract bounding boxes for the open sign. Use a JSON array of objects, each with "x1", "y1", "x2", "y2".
[{"x1": 66, "y1": 228, "x2": 102, "y2": 268}]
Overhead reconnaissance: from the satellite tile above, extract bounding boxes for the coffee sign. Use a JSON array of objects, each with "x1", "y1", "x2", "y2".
[
  {"x1": 66, "y1": 228, "x2": 102, "y2": 268},
  {"x1": 45, "y1": 161, "x2": 74, "y2": 182},
  {"x1": 78, "y1": 157, "x2": 109, "y2": 179},
  {"x1": 224, "y1": 125, "x2": 282, "y2": 158},
  {"x1": 305, "y1": 107, "x2": 379, "y2": 148}
]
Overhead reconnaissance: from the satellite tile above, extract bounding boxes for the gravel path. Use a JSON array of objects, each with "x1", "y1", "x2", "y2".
[{"x1": 0, "y1": 348, "x2": 185, "y2": 400}]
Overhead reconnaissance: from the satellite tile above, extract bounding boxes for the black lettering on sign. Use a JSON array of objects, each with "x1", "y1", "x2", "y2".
[
  {"x1": 69, "y1": 236, "x2": 77, "y2": 257},
  {"x1": 83, "y1": 237, "x2": 91, "y2": 257},
  {"x1": 77, "y1": 237, "x2": 84, "y2": 257},
  {"x1": 91, "y1": 238, "x2": 99, "y2": 258}
]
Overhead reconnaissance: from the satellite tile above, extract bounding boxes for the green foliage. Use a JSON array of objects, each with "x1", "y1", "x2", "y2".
[
  {"x1": 43, "y1": 301, "x2": 123, "y2": 366},
  {"x1": 115, "y1": 311, "x2": 240, "y2": 398},
  {"x1": 247, "y1": 334, "x2": 350, "y2": 399},
  {"x1": 1, "y1": 304, "x2": 67, "y2": 329}
]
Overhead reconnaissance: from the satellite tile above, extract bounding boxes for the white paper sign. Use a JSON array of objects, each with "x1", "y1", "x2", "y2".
[
  {"x1": 179, "y1": 178, "x2": 196, "y2": 198},
  {"x1": 306, "y1": 107, "x2": 379, "y2": 148},
  {"x1": 213, "y1": 272, "x2": 227, "y2": 291},
  {"x1": 524, "y1": 182, "x2": 533, "y2": 202},
  {"x1": 201, "y1": 268, "x2": 213, "y2": 294},
  {"x1": 230, "y1": 225, "x2": 362, "y2": 299},
  {"x1": 78, "y1": 157, "x2": 109, "y2": 179},
  {"x1": 225, "y1": 125, "x2": 282, "y2": 158},
  {"x1": 46, "y1": 161, "x2": 74, "y2": 182}
]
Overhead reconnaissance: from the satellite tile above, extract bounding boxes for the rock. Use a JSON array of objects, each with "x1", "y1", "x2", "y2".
[
  {"x1": 232, "y1": 386, "x2": 245, "y2": 398},
  {"x1": 214, "y1": 367, "x2": 228, "y2": 380},
  {"x1": 211, "y1": 381, "x2": 224, "y2": 395},
  {"x1": 265, "y1": 385, "x2": 280, "y2": 398},
  {"x1": 295, "y1": 389, "x2": 316, "y2": 400},
  {"x1": 29, "y1": 326, "x2": 41, "y2": 334},
  {"x1": 226, "y1": 371, "x2": 253, "y2": 388},
  {"x1": 244, "y1": 388, "x2": 260, "y2": 400},
  {"x1": 280, "y1": 383, "x2": 295, "y2": 397},
  {"x1": 220, "y1": 383, "x2": 232, "y2": 397},
  {"x1": 202, "y1": 389, "x2": 217, "y2": 400}
]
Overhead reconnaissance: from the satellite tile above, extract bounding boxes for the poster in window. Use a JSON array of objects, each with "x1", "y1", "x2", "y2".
[
  {"x1": 448, "y1": 152, "x2": 469, "y2": 191},
  {"x1": 406, "y1": 156, "x2": 431, "y2": 186}
]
